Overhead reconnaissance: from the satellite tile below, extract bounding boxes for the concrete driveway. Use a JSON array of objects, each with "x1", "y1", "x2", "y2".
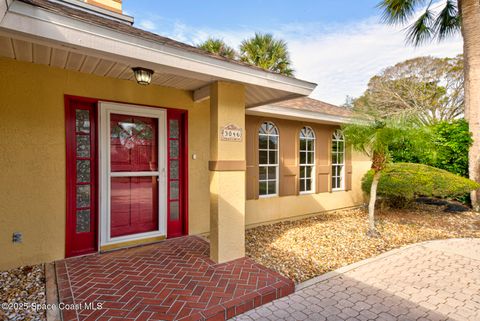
[{"x1": 233, "y1": 239, "x2": 480, "y2": 321}]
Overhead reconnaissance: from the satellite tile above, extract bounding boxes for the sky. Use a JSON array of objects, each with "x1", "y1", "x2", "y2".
[{"x1": 123, "y1": 1, "x2": 463, "y2": 105}]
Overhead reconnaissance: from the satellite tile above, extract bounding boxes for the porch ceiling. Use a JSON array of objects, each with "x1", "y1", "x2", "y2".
[
  {"x1": 0, "y1": 0, "x2": 317, "y2": 108},
  {"x1": 0, "y1": 35, "x2": 209, "y2": 90}
]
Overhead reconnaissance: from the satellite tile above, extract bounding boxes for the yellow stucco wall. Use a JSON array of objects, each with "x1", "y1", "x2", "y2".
[
  {"x1": 186, "y1": 102, "x2": 211, "y2": 237},
  {"x1": 245, "y1": 150, "x2": 371, "y2": 227},
  {"x1": 0, "y1": 57, "x2": 210, "y2": 270},
  {"x1": 85, "y1": 0, "x2": 122, "y2": 13},
  {"x1": 209, "y1": 82, "x2": 246, "y2": 263},
  {"x1": 0, "y1": 57, "x2": 371, "y2": 270}
]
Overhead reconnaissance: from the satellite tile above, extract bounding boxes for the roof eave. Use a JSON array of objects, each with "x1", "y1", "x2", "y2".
[
  {"x1": 1, "y1": 0, "x2": 317, "y2": 98},
  {"x1": 246, "y1": 105, "x2": 353, "y2": 125}
]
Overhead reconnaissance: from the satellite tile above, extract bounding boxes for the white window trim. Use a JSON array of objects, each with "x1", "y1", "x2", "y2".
[
  {"x1": 259, "y1": 122, "x2": 279, "y2": 198},
  {"x1": 332, "y1": 130, "x2": 346, "y2": 191},
  {"x1": 299, "y1": 127, "x2": 316, "y2": 194},
  {"x1": 99, "y1": 102, "x2": 167, "y2": 247},
  {"x1": 258, "y1": 167, "x2": 279, "y2": 198}
]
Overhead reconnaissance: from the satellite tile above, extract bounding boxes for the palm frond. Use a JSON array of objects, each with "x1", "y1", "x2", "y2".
[
  {"x1": 433, "y1": 0, "x2": 461, "y2": 41},
  {"x1": 406, "y1": 8, "x2": 435, "y2": 45},
  {"x1": 198, "y1": 38, "x2": 236, "y2": 59},
  {"x1": 378, "y1": 0, "x2": 426, "y2": 25},
  {"x1": 239, "y1": 33, "x2": 294, "y2": 76},
  {"x1": 379, "y1": 0, "x2": 461, "y2": 46}
]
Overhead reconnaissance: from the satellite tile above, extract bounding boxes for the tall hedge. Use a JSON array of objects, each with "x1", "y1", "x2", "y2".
[
  {"x1": 433, "y1": 120, "x2": 472, "y2": 177},
  {"x1": 362, "y1": 163, "x2": 479, "y2": 202},
  {"x1": 389, "y1": 119, "x2": 472, "y2": 177}
]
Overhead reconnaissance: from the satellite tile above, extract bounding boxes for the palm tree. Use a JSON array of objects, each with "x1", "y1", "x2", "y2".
[
  {"x1": 342, "y1": 115, "x2": 425, "y2": 235},
  {"x1": 198, "y1": 38, "x2": 236, "y2": 59},
  {"x1": 239, "y1": 33, "x2": 294, "y2": 76},
  {"x1": 378, "y1": 0, "x2": 480, "y2": 210}
]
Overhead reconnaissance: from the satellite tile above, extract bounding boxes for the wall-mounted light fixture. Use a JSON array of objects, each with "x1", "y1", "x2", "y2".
[{"x1": 132, "y1": 67, "x2": 154, "y2": 85}]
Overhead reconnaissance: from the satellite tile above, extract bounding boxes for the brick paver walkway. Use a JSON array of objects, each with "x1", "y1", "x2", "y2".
[
  {"x1": 55, "y1": 236, "x2": 294, "y2": 321},
  {"x1": 233, "y1": 238, "x2": 480, "y2": 321}
]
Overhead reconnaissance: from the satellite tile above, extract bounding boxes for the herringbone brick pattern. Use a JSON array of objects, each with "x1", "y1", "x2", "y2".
[{"x1": 55, "y1": 236, "x2": 294, "y2": 321}]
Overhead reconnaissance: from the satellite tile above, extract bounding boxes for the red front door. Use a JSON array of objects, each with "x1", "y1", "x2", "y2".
[
  {"x1": 65, "y1": 97, "x2": 98, "y2": 257},
  {"x1": 109, "y1": 114, "x2": 159, "y2": 237},
  {"x1": 66, "y1": 98, "x2": 189, "y2": 257}
]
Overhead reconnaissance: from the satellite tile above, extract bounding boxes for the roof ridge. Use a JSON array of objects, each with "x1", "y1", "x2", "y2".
[{"x1": 269, "y1": 97, "x2": 352, "y2": 117}]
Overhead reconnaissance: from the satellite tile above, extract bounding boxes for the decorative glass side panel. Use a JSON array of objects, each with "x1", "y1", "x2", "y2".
[
  {"x1": 76, "y1": 110, "x2": 90, "y2": 133},
  {"x1": 167, "y1": 112, "x2": 185, "y2": 236},
  {"x1": 76, "y1": 209, "x2": 90, "y2": 233},
  {"x1": 170, "y1": 160, "x2": 179, "y2": 179},
  {"x1": 170, "y1": 201, "x2": 179, "y2": 221},
  {"x1": 170, "y1": 181, "x2": 179, "y2": 200},
  {"x1": 76, "y1": 135, "x2": 90, "y2": 158},
  {"x1": 76, "y1": 185, "x2": 90, "y2": 208},
  {"x1": 169, "y1": 119, "x2": 179, "y2": 138},
  {"x1": 170, "y1": 140, "x2": 179, "y2": 159},
  {"x1": 76, "y1": 160, "x2": 91, "y2": 183}
]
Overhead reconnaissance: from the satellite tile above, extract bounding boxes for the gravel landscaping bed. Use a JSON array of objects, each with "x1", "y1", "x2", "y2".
[
  {"x1": 246, "y1": 204, "x2": 480, "y2": 283},
  {"x1": 0, "y1": 265, "x2": 46, "y2": 321}
]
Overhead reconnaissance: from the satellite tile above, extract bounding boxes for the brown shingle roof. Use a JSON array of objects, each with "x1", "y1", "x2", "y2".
[
  {"x1": 17, "y1": 0, "x2": 295, "y2": 77},
  {"x1": 272, "y1": 97, "x2": 352, "y2": 117}
]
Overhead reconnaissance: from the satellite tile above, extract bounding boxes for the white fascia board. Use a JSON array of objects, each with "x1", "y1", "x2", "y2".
[
  {"x1": 246, "y1": 105, "x2": 353, "y2": 125},
  {"x1": 0, "y1": 0, "x2": 13, "y2": 23},
  {"x1": 1, "y1": 1, "x2": 317, "y2": 95}
]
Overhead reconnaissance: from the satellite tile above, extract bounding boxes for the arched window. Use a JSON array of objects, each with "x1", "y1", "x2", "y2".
[
  {"x1": 332, "y1": 129, "x2": 345, "y2": 190},
  {"x1": 259, "y1": 122, "x2": 279, "y2": 196},
  {"x1": 299, "y1": 127, "x2": 315, "y2": 193}
]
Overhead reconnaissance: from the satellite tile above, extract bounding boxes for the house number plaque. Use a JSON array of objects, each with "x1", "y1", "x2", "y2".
[{"x1": 220, "y1": 123, "x2": 243, "y2": 142}]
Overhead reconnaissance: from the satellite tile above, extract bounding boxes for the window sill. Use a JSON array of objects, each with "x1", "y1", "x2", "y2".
[
  {"x1": 332, "y1": 188, "x2": 346, "y2": 192},
  {"x1": 259, "y1": 194, "x2": 279, "y2": 199},
  {"x1": 299, "y1": 191, "x2": 315, "y2": 195}
]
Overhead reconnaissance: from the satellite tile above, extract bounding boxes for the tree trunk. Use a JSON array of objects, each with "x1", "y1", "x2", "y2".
[
  {"x1": 368, "y1": 171, "x2": 381, "y2": 236},
  {"x1": 461, "y1": 0, "x2": 480, "y2": 210}
]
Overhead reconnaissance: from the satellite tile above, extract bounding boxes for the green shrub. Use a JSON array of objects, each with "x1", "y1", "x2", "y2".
[
  {"x1": 432, "y1": 119, "x2": 472, "y2": 177},
  {"x1": 389, "y1": 119, "x2": 472, "y2": 177},
  {"x1": 362, "y1": 163, "x2": 479, "y2": 206}
]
